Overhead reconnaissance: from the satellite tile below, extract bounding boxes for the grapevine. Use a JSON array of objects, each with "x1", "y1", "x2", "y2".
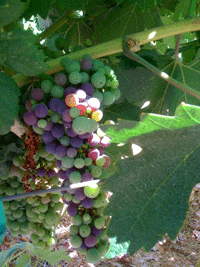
[{"x1": 1, "y1": 54, "x2": 120, "y2": 264}]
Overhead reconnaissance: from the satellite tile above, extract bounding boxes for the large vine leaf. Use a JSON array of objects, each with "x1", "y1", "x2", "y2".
[
  {"x1": 102, "y1": 103, "x2": 200, "y2": 256},
  {"x1": 0, "y1": 0, "x2": 29, "y2": 28},
  {"x1": 23, "y1": 0, "x2": 54, "y2": 20},
  {"x1": 0, "y1": 29, "x2": 49, "y2": 76},
  {"x1": 0, "y1": 73, "x2": 20, "y2": 135}
]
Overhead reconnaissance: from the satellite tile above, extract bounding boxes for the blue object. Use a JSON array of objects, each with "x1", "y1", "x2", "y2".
[{"x1": 0, "y1": 200, "x2": 6, "y2": 244}]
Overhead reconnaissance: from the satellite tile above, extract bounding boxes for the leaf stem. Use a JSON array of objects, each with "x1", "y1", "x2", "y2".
[
  {"x1": 13, "y1": 16, "x2": 200, "y2": 87},
  {"x1": 174, "y1": 34, "x2": 182, "y2": 61},
  {"x1": 123, "y1": 36, "x2": 200, "y2": 100}
]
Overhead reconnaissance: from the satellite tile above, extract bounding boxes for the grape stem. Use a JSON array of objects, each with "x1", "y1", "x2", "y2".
[
  {"x1": 123, "y1": 36, "x2": 200, "y2": 100},
  {"x1": 1, "y1": 179, "x2": 103, "y2": 202}
]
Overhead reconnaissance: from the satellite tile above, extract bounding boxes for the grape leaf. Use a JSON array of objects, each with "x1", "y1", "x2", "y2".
[
  {"x1": 0, "y1": 72, "x2": 20, "y2": 135},
  {"x1": 23, "y1": 0, "x2": 54, "y2": 20},
  {"x1": 38, "y1": 249, "x2": 71, "y2": 265},
  {"x1": 0, "y1": 0, "x2": 29, "y2": 28},
  {"x1": 53, "y1": 0, "x2": 88, "y2": 11},
  {"x1": 128, "y1": 0, "x2": 155, "y2": 10},
  {"x1": 102, "y1": 103, "x2": 200, "y2": 256},
  {"x1": 173, "y1": 0, "x2": 193, "y2": 21},
  {"x1": 0, "y1": 29, "x2": 49, "y2": 76},
  {"x1": 15, "y1": 254, "x2": 31, "y2": 267}
]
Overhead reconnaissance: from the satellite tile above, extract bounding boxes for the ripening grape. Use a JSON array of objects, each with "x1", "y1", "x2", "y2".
[
  {"x1": 45, "y1": 142, "x2": 57, "y2": 154},
  {"x1": 88, "y1": 133, "x2": 100, "y2": 147},
  {"x1": 91, "y1": 72, "x2": 106, "y2": 88},
  {"x1": 37, "y1": 167, "x2": 47, "y2": 177},
  {"x1": 67, "y1": 147, "x2": 77, "y2": 158},
  {"x1": 49, "y1": 98, "x2": 61, "y2": 112},
  {"x1": 82, "y1": 172, "x2": 93, "y2": 182},
  {"x1": 84, "y1": 184, "x2": 100, "y2": 198},
  {"x1": 65, "y1": 93, "x2": 79, "y2": 108},
  {"x1": 51, "y1": 124, "x2": 65, "y2": 139},
  {"x1": 84, "y1": 235, "x2": 97, "y2": 248},
  {"x1": 80, "y1": 58, "x2": 93, "y2": 71},
  {"x1": 41, "y1": 80, "x2": 53, "y2": 93},
  {"x1": 67, "y1": 202, "x2": 78, "y2": 216},
  {"x1": 75, "y1": 188, "x2": 86, "y2": 201},
  {"x1": 100, "y1": 136, "x2": 111, "y2": 147},
  {"x1": 88, "y1": 148, "x2": 100, "y2": 161},
  {"x1": 55, "y1": 145, "x2": 67, "y2": 157},
  {"x1": 70, "y1": 235, "x2": 82, "y2": 248},
  {"x1": 76, "y1": 103, "x2": 87, "y2": 116},
  {"x1": 54, "y1": 73, "x2": 67, "y2": 86},
  {"x1": 31, "y1": 88, "x2": 44, "y2": 101},
  {"x1": 81, "y1": 197, "x2": 94, "y2": 208}
]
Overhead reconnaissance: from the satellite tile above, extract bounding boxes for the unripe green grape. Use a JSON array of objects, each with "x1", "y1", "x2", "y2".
[
  {"x1": 8, "y1": 213, "x2": 15, "y2": 220},
  {"x1": 70, "y1": 225, "x2": 79, "y2": 235},
  {"x1": 37, "y1": 119, "x2": 47, "y2": 128},
  {"x1": 72, "y1": 116, "x2": 90, "y2": 135},
  {"x1": 78, "y1": 248, "x2": 87, "y2": 255},
  {"x1": 45, "y1": 154, "x2": 55, "y2": 161},
  {"x1": 82, "y1": 54, "x2": 93, "y2": 61},
  {"x1": 72, "y1": 195, "x2": 81, "y2": 204},
  {"x1": 96, "y1": 156, "x2": 106, "y2": 167},
  {"x1": 98, "y1": 244, "x2": 108, "y2": 256},
  {"x1": 81, "y1": 72, "x2": 90, "y2": 83},
  {"x1": 43, "y1": 221, "x2": 52, "y2": 229},
  {"x1": 70, "y1": 235, "x2": 82, "y2": 248},
  {"x1": 60, "y1": 57, "x2": 73, "y2": 68},
  {"x1": 60, "y1": 136, "x2": 70, "y2": 146},
  {"x1": 91, "y1": 72, "x2": 106, "y2": 88},
  {"x1": 36, "y1": 228, "x2": 45, "y2": 237},
  {"x1": 39, "y1": 204, "x2": 48, "y2": 213},
  {"x1": 21, "y1": 222, "x2": 30, "y2": 231},
  {"x1": 94, "y1": 217, "x2": 105, "y2": 229},
  {"x1": 10, "y1": 229, "x2": 19, "y2": 237},
  {"x1": 26, "y1": 208, "x2": 36, "y2": 218},
  {"x1": 69, "y1": 107, "x2": 80, "y2": 118},
  {"x1": 53, "y1": 202, "x2": 63, "y2": 211},
  {"x1": 17, "y1": 214, "x2": 27, "y2": 223},
  {"x1": 63, "y1": 192, "x2": 72, "y2": 201},
  {"x1": 88, "y1": 119, "x2": 98, "y2": 133},
  {"x1": 74, "y1": 158, "x2": 85, "y2": 169},
  {"x1": 65, "y1": 60, "x2": 80, "y2": 73},
  {"x1": 5, "y1": 187, "x2": 15, "y2": 196},
  {"x1": 26, "y1": 197, "x2": 35, "y2": 205},
  {"x1": 92, "y1": 91, "x2": 103, "y2": 102},
  {"x1": 104, "y1": 66, "x2": 112, "y2": 75},
  {"x1": 13, "y1": 209, "x2": 23, "y2": 219},
  {"x1": 79, "y1": 224, "x2": 91, "y2": 237},
  {"x1": 42, "y1": 234, "x2": 50, "y2": 242},
  {"x1": 35, "y1": 240, "x2": 46, "y2": 249},
  {"x1": 69, "y1": 171, "x2": 82, "y2": 184},
  {"x1": 86, "y1": 248, "x2": 101, "y2": 264},
  {"x1": 33, "y1": 126, "x2": 45, "y2": 135},
  {"x1": 72, "y1": 214, "x2": 83, "y2": 226},
  {"x1": 3, "y1": 201, "x2": 10, "y2": 209},
  {"x1": 51, "y1": 112, "x2": 62, "y2": 123},
  {"x1": 16, "y1": 185, "x2": 24, "y2": 194},
  {"x1": 12, "y1": 156, "x2": 21, "y2": 167},
  {"x1": 84, "y1": 184, "x2": 100, "y2": 199},
  {"x1": 45, "y1": 210, "x2": 59, "y2": 225},
  {"x1": 51, "y1": 194, "x2": 60, "y2": 203},
  {"x1": 99, "y1": 170, "x2": 110, "y2": 179},
  {"x1": 91, "y1": 166, "x2": 102, "y2": 178},
  {"x1": 33, "y1": 200, "x2": 41, "y2": 207},
  {"x1": 41, "y1": 80, "x2": 53, "y2": 94},
  {"x1": 99, "y1": 229, "x2": 107, "y2": 240},
  {"x1": 91, "y1": 59, "x2": 103, "y2": 71},
  {"x1": 61, "y1": 156, "x2": 74, "y2": 168},
  {"x1": 10, "y1": 201, "x2": 19, "y2": 211},
  {"x1": 93, "y1": 198, "x2": 104, "y2": 208},
  {"x1": 69, "y1": 71, "x2": 82, "y2": 84},
  {"x1": 102, "y1": 91, "x2": 115, "y2": 105},
  {"x1": 31, "y1": 233, "x2": 40, "y2": 243},
  {"x1": 38, "y1": 214, "x2": 45, "y2": 220},
  {"x1": 51, "y1": 85, "x2": 64, "y2": 98},
  {"x1": 110, "y1": 79, "x2": 119, "y2": 88},
  {"x1": 85, "y1": 157, "x2": 92, "y2": 166},
  {"x1": 11, "y1": 221, "x2": 20, "y2": 231}
]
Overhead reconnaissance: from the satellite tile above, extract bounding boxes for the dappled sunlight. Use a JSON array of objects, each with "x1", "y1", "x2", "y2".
[
  {"x1": 148, "y1": 31, "x2": 157, "y2": 40},
  {"x1": 141, "y1": 101, "x2": 150, "y2": 109},
  {"x1": 161, "y1": 72, "x2": 169, "y2": 79},
  {"x1": 131, "y1": 144, "x2": 142, "y2": 155}
]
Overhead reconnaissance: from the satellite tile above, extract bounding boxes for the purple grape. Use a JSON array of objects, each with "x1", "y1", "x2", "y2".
[
  {"x1": 47, "y1": 169, "x2": 56, "y2": 177},
  {"x1": 91, "y1": 227, "x2": 102, "y2": 237},
  {"x1": 34, "y1": 103, "x2": 48, "y2": 118},
  {"x1": 67, "y1": 203, "x2": 78, "y2": 216},
  {"x1": 62, "y1": 109, "x2": 73, "y2": 122},
  {"x1": 80, "y1": 58, "x2": 93, "y2": 71},
  {"x1": 84, "y1": 235, "x2": 97, "y2": 248},
  {"x1": 55, "y1": 145, "x2": 67, "y2": 157},
  {"x1": 97, "y1": 147, "x2": 104, "y2": 156},
  {"x1": 54, "y1": 73, "x2": 67, "y2": 86},
  {"x1": 78, "y1": 132, "x2": 92, "y2": 139},
  {"x1": 57, "y1": 169, "x2": 66, "y2": 179},
  {"x1": 79, "y1": 243, "x2": 87, "y2": 250},
  {"x1": 44, "y1": 120, "x2": 53, "y2": 131},
  {"x1": 66, "y1": 128, "x2": 77, "y2": 138},
  {"x1": 51, "y1": 124, "x2": 65, "y2": 139},
  {"x1": 75, "y1": 89, "x2": 86, "y2": 101},
  {"x1": 42, "y1": 131, "x2": 55, "y2": 143},
  {"x1": 70, "y1": 136, "x2": 83, "y2": 148},
  {"x1": 100, "y1": 136, "x2": 111, "y2": 147},
  {"x1": 64, "y1": 87, "x2": 75, "y2": 97},
  {"x1": 88, "y1": 148, "x2": 100, "y2": 161},
  {"x1": 37, "y1": 167, "x2": 47, "y2": 177},
  {"x1": 67, "y1": 148, "x2": 77, "y2": 158},
  {"x1": 88, "y1": 133, "x2": 100, "y2": 147},
  {"x1": 23, "y1": 111, "x2": 37, "y2": 125},
  {"x1": 56, "y1": 160, "x2": 62, "y2": 168},
  {"x1": 25, "y1": 100, "x2": 32, "y2": 111},
  {"x1": 81, "y1": 82, "x2": 94, "y2": 96},
  {"x1": 82, "y1": 172, "x2": 93, "y2": 182},
  {"x1": 45, "y1": 142, "x2": 57, "y2": 154},
  {"x1": 56, "y1": 100, "x2": 67, "y2": 115},
  {"x1": 81, "y1": 197, "x2": 94, "y2": 208},
  {"x1": 31, "y1": 88, "x2": 44, "y2": 101},
  {"x1": 49, "y1": 98, "x2": 61, "y2": 112},
  {"x1": 63, "y1": 121, "x2": 72, "y2": 128},
  {"x1": 75, "y1": 188, "x2": 86, "y2": 200}
]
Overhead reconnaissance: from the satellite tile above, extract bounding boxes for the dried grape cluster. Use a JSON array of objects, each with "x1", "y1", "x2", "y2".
[{"x1": 3, "y1": 54, "x2": 120, "y2": 263}]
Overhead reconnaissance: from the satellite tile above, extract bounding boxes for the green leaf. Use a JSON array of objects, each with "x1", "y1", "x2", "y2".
[
  {"x1": 0, "y1": 28, "x2": 49, "y2": 76},
  {"x1": 15, "y1": 254, "x2": 31, "y2": 267},
  {"x1": 128, "y1": 0, "x2": 155, "y2": 10},
  {"x1": 173, "y1": 0, "x2": 193, "y2": 21},
  {"x1": 102, "y1": 104, "x2": 200, "y2": 256},
  {"x1": 105, "y1": 237, "x2": 129, "y2": 259},
  {"x1": 0, "y1": 72, "x2": 20, "y2": 135},
  {"x1": 94, "y1": 2, "x2": 163, "y2": 43},
  {"x1": 54, "y1": 0, "x2": 88, "y2": 11},
  {"x1": 23, "y1": 0, "x2": 54, "y2": 20},
  {"x1": 39, "y1": 249, "x2": 71, "y2": 265},
  {"x1": 0, "y1": 0, "x2": 29, "y2": 28}
]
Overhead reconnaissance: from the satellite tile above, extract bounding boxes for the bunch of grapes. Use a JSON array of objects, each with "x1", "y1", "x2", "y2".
[{"x1": 4, "y1": 54, "x2": 120, "y2": 263}]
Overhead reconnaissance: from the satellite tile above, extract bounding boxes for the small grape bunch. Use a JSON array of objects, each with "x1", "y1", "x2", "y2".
[{"x1": 21, "y1": 53, "x2": 120, "y2": 263}]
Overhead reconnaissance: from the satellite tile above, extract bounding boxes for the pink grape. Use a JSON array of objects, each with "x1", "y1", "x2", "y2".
[
  {"x1": 44, "y1": 121, "x2": 53, "y2": 131},
  {"x1": 88, "y1": 148, "x2": 100, "y2": 161},
  {"x1": 88, "y1": 133, "x2": 100, "y2": 147},
  {"x1": 76, "y1": 103, "x2": 87, "y2": 115},
  {"x1": 100, "y1": 136, "x2": 111, "y2": 147}
]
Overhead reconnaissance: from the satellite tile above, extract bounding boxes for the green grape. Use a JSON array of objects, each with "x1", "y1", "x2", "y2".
[
  {"x1": 88, "y1": 119, "x2": 98, "y2": 133},
  {"x1": 60, "y1": 136, "x2": 70, "y2": 146},
  {"x1": 33, "y1": 126, "x2": 45, "y2": 135},
  {"x1": 95, "y1": 156, "x2": 106, "y2": 167},
  {"x1": 69, "y1": 171, "x2": 82, "y2": 183},
  {"x1": 63, "y1": 192, "x2": 72, "y2": 201},
  {"x1": 79, "y1": 224, "x2": 91, "y2": 238},
  {"x1": 78, "y1": 248, "x2": 87, "y2": 255},
  {"x1": 33, "y1": 200, "x2": 40, "y2": 207},
  {"x1": 3, "y1": 201, "x2": 10, "y2": 209},
  {"x1": 26, "y1": 208, "x2": 36, "y2": 218},
  {"x1": 26, "y1": 197, "x2": 35, "y2": 205},
  {"x1": 45, "y1": 210, "x2": 59, "y2": 225},
  {"x1": 52, "y1": 202, "x2": 63, "y2": 211},
  {"x1": 11, "y1": 221, "x2": 20, "y2": 231},
  {"x1": 98, "y1": 67, "x2": 106, "y2": 74},
  {"x1": 84, "y1": 185, "x2": 100, "y2": 199},
  {"x1": 37, "y1": 119, "x2": 47, "y2": 128},
  {"x1": 10, "y1": 201, "x2": 20, "y2": 211},
  {"x1": 51, "y1": 85, "x2": 64, "y2": 98},
  {"x1": 51, "y1": 194, "x2": 60, "y2": 203},
  {"x1": 38, "y1": 148, "x2": 49, "y2": 158},
  {"x1": 72, "y1": 195, "x2": 81, "y2": 204},
  {"x1": 72, "y1": 116, "x2": 90, "y2": 135},
  {"x1": 42, "y1": 234, "x2": 50, "y2": 242},
  {"x1": 13, "y1": 209, "x2": 23, "y2": 219},
  {"x1": 38, "y1": 213, "x2": 45, "y2": 220},
  {"x1": 84, "y1": 157, "x2": 92, "y2": 166},
  {"x1": 70, "y1": 225, "x2": 79, "y2": 235},
  {"x1": 34, "y1": 240, "x2": 46, "y2": 249},
  {"x1": 36, "y1": 228, "x2": 45, "y2": 237},
  {"x1": 104, "y1": 66, "x2": 112, "y2": 75},
  {"x1": 93, "y1": 197, "x2": 104, "y2": 208},
  {"x1": 20, "y1": 222, "x2": 30, "y2": 231},
  {"x1": 99, "y1": 170, "x2": 110, "y2": 179},
  {"x1": 69, "y1": 107, "x2": 80, "y2": 118},
  {"x1": 81, "y1": 72, "x2": 90, "y2": 83},
  {"x1": 17, "y1": 214, "x2": 27, "y2": 223},
  {"x1": 70, "y1": 235, "x2": 82, "y2": 248},
  {"x1": 73, "y1": 158, "x2": 85, "y2": 169},
  {"x1": 91, "y1": 59, "x2": 103, "y2": 71},
  {"x1": 72, "y1": 214, "x2": 83, "y2": 226},
  {"x1": 110, "y1": 79, "x2": 119, "y2": 88},
  {"x1": 69, "y1": 71, "x2": 82, "y2": 84},
  {"x1": 12, "y1": 156, "x2": 21, "y2": 167},
  {"x1": 91, "y1": 72, "x2": 106, "y2": 88},
  {"x1": 39, "y1": 203, "x2": 48, "y2": 213},
  {"x1": 102, "y1": 91, "x2": 115, "y2": 105},
  {"x1": 41, "y1": 196, "x2": 51, "y2": 204},
  {"x1": 47, "y1": 236, "x2": 56, "y2": 246},
  {"x1": 99, "y1": 230, "x2": 107, "y2": 240},
  {"x1": 8, "y1": 213, "x2": 16, "y2": 220},
  {"x1": 5, "y1": 187, "x2": 15, "y2": 196},
  {"x1": 31, "y1": 233, "x2": 40, "y2": 243},
  {"x1": 41, "y1": 80, "x2": 53, "y2": 94},
  {"x1": 109, "y1": 87, "x2": 121, "y2": 100},
  {"x1": 5, "y1": 219, "x2": 12, "y2": 228},
  {"x1": 10, "y1": 179, "x2": 19, "y2": 189},
  {"x1": 50, "y1": 112, "x2": 62, "y2": 123},
  {"x1": 61, "y1": 156, "x2": 74, "y2": 168},
  {"x1": 16, "y1": 185, "x2": 24, "y2": 195},
  {"x1": 10, "y1": 229, "x2": 19, "y2": 237},
  {"x1": 91, "y1": 166, "x2": 102, "y2": 178},
  {"x1": 86, "y1": 248, "x2": 101, "y2": 264},
  {"x1": 94, "y1": 217, "x2": 105, "y2": 229},
  {"x1": 92, "y1": 91, "x2": 103, "y2": 102},
  {"x1": 98, "y1": 244, "x2": 108, "y2": 256},
  {"x1": 83, "y1": 213, "x2": 92, "y2": 223},
  {"x1": 43, "y1": 221, "x2": 52, "y2": 229},
  {"x1": 60, "y1": 57, "x2": 73, "y2": 68},
  {"x1": 65, "y1": 60, "x2": 80, "y2": 73}
]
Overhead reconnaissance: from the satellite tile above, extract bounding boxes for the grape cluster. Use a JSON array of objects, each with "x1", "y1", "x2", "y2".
[{"x1": 9, "y1": 54, "x2": 119, "y2": 263}]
